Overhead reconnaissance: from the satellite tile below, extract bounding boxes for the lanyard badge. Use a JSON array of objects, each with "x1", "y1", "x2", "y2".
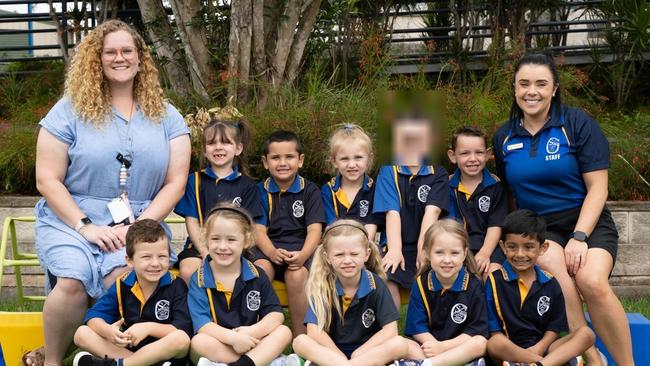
[{"x1": 108, "y1": 153, "x2": 135, "y2": 225}]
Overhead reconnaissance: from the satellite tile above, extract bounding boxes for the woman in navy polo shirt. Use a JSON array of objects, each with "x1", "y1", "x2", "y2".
[{"x1": 493, "y1": 53, "x2": 633, "y2": 366}]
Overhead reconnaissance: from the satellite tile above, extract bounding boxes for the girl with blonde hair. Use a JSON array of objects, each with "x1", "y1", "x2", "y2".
[{"x1": 289, "y1": 219, "x2": 408, "y2": 366}]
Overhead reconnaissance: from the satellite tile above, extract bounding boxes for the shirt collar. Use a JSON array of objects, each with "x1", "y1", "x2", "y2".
[
  {"x1": 329, "y1": 174, "x2": 373, "y2": 192},
  {"x1": 395, "y1": 165, "x2": 434, "y2": 176},
  {"x1": 500, "y1": 261, "x2": 553, "y2": 284},
  {"x1": 121, "y1": 270, "x2": 173, "y2": 288},
  {"x1": 511, "y1": 104, "x2": 565, "y2": 137},
  {"x1": 428, "y1": 266, "x2": 470, "y2": 292},
  {"x1": 449, "y1": 168, "x2": 498, "y2": 189},
  {"x1": 335, "y1": 269, "x2": 377, "y2": 299},
  {"x1": 264, "y1": 175, "x2": 304, "y2": 193},
  {"x1": 203, "y1": 165, "x2": 241, "y2": 181},
  {"x1": 197, "y1": 256, "x2": 260, "y2": 289}
]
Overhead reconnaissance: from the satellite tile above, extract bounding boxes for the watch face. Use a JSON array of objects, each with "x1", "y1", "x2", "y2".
[
  {"x1": 81, "y1": 217, "x2": 92, "y2": 225},
  {"x1": 573, "y1": 231, "x2": 587, "y2": 242}
]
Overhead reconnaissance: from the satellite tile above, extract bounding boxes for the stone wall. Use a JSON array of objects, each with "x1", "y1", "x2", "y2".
[{"x1": 1, "y1": 196, "x2": 649, "y2": 298}]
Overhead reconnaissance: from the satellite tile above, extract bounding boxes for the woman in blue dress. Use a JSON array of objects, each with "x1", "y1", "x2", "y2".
[{"x1": 26, "y1": 20, "x2": 191, "y2": 366}]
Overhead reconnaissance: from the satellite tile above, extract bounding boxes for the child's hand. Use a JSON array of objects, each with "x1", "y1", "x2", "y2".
[
  {"x1": 421, "y1": 340, "x2": 443, "y2": 358},
  {"x1": 108, "y1": 319, "x2": 131, "y2": 348},
  {"x1": 233, "y1": 325, "x2": 254, "y2": 336},
  {"x1": 268, "y1": 248, "x2": 288, "y2": 265},
  {"x1": 123, "y1": 322, "x2": 149, "y2": 347},
  {"x1": 382, "y1": 249, "x2": 405, "y2": 274},
  {"x1": 230, "y1": 332, "x2": 259, "y2": 354},
  {"x1": 474, "y1": 250, "x2": 491, "y2": 274},
  {"x1": 286, "y1": 251, "x2": 307, "y2": 270}
]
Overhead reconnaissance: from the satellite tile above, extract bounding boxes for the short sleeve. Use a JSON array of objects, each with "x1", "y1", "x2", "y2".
[
  {"x1": 187, "y1": 272, "x2": 214, "y2": 334},
  {"x1": 492, "y1": 129, "x2": 509, "y2": 187},
  {"x1": 256, "y1": 183, "x2": 269, "y2": 226},
  {"x1": 257, "y1": 269, "x2": 283, "y2": 318},
  {"x1": 321, "y1": 184, "x2": 337, "y2": 225},
  {"x1": 170, "y1": 277, "x2": 193, "y2": 337},
  {"x1": 174, "y1": 173, "x2": 199, "y2": 219},
  {"x1": 84, "y1": 283, "x2": 120, "y2": 324},
  {"x1": 241, "y1": 179, "x2": 263, "y2": 221},
  {"x1": 304, "y1": 303, "x2": 318, "y2": 325},
  {"x1": 571, "y1": 110, "x2": 610, "y2": 173},
  {"x1": 545, "y1": 279, "x2": 569, "y2": 334},
  {"x1": 374, "y1": 278, "x2": 400, "y2": 327},
  {"x1": 304, "y1": 183, "x2": 325, "y2": 226},
  {"x1": 487, "y1": 182, "x2": 507, "y2": 228},
  {"x1": 373, "y1": 166, "x2": 401, "y2": 213},
  {"x1": 404, "y1": 280, "x2": 429, "y2": 336},
  {"x1": 162, "y1": 103, "x2": 190, "y2": 141},
  {"x1": 39, "y1": 97, "x2": 76, "y2": 145},
  {"x1": 485, "y1": 274, "x2": 502, "y2": 333},
  {"x1": 426, "y1": 166, "x2": 450, "y2": 214},
  {"x1": 463, "y1": 278, "x2": 489, "y2": 338}
]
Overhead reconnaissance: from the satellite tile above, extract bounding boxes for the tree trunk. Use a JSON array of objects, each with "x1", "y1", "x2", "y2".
[
  {"x1": 237, "y1": 0, "x2": 253, "y2": 103},
  {"x1": 227, "y1": 0, "x2": 242, "y2": 102},
  {"x1": 284, "y1": 0, "x2": 321, "y2": 86},
  {"x1": 47, "y1": 0, "x2": 69, "y2": 63},
  {"x1": 252, "y1": 0, "x2": 268, "y2": 108},
  {"x1": 270, "y1": 0, "x2": 301, "y2": 87},
  {"x1": 136, "y1": 0, "x2": 194, "y2": 96}
]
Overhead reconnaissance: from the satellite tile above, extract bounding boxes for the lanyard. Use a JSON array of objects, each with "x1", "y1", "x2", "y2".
[{"x1": 116, "y1": 153, "x2": 131, "y2": 197}]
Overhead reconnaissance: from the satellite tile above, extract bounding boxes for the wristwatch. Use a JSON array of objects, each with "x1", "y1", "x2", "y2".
[
  {"x1": 75, "y1": 217, "x2": 93, "y2": 232},
  {"x1": 570, "y1": 231, "x2": 588, "y2": 242}
]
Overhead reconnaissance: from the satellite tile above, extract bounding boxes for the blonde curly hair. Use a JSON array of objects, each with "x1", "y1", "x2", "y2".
[{"x1": 65, "y1": 20, "x2": 166, "y2": 127}]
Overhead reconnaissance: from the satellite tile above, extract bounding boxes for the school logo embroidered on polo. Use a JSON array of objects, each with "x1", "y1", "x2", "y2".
[
  {"x1": 292, "y1": 200, "x2": 304, "y2": 218},
  {"x1": 362, "y1": 308, "x2": 375, "y2": 328},
  {"x1": 232, "y1": 197, "x2": 242, "y2": 207},
  {"x1": 246, "y1": 290, "x2": 261, "y2": 311},
  {"x1": 450, "y1": 303, "x2": 468, "y2": 324},
  {"x1": 546, "y1": 137, "x2": 560, "y2": 154},
  {"x1": 537, "y1": 296, "x2": 551, "y2": 316},
  {"x1": 359, "y1": 200, "x2": 370, "y2": 217},
  {"x1": 478, "y1": 196, "x2": 491, "y2": 213},
  {"x1": 154, "y1": 300, "x2": 170, "y2": 321},
  {"x1": 417, "y1": 185, "x2": 431, "y2": 203}
]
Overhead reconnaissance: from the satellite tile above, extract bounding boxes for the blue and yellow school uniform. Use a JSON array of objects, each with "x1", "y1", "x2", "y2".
[
  {"x1": 187, "y1": 256, "x2": 282, "y2": 334},
  {"x1": 84, "y1": 271, "x2": 192, "y2": 349},
  {"x1": 448, "y1": 168, "x2": 507, "y2": 262},
  {"x1": 485, "y1": 261, "x2": 568, "y2": 348},
  {"x1": 304, "y1": 269, "x2": 400, "y2": 359},
  {"x1": 373, "y1": 164, "x2": 450, "y2": 287},
  {"x1": 321, "y1": 174, "x2": 378, "y2": 226},
  {"x1": 405, "y1": 266, "x2": 488, "y2": 340},
  {"x1": 174, "y1": 166, "x2": 262, "y2": 260}
]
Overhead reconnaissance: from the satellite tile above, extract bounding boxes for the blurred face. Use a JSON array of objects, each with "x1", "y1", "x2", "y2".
[
  {"x1": 326, "y1": 235, "x2": 370, "y2": 281},
  {"x1": 393, "y1": 119, "x2": 431, "y2": 167},
  {"x1": 204, "y1": 129, "x2": 243, "y2": 172},
  {"x1": 501, "y1": 233, "x2": 548, "y2": 273},
  {"x1": 206, "y1": 217, "x2": 246, "y2": 269},
  {"x1": 514, "y1": 64, "x2": 558, "y2": 122},
  {"x1": 332, "y1": 140, "x2": 371, "y2": 184},
  {"x1": 102, "y1": 30, "x2": 140, "y2": 87},
  {"x1": 428, "y1": 232, "x2": 466, "y2": 286},
  {"x1": 448, "y1": 135, "x2": 487, "y2": 178},
  {"x1": 262, "y1": 141, "x2": 304, "y2": 185},
  {"x1": 127, "y1": 238, "x2": 170, "y2": 284}
]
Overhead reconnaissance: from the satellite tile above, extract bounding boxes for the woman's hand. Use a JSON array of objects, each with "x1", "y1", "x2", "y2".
[
  {"x1": 565, "y1": 238, "x2": 588, "y2": 275},
  {"x1": 78, "y1": 224, "x2": 123, "y2": 252},
  {"x1": 382, "y1": 248, "x2": 405, "y2": 274}
]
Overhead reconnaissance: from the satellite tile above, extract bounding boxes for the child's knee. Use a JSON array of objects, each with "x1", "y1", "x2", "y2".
[
  {"x1": 73, "y1": 325, "x2": 92, "y2": 347},
  {"x1": 387, "y1": 336, "x2": 409, "y2": 358},
  {"x1": 285, "y1": 268, "x2": 307, "y2": 284},
  {"x1": 470, "y1": 335, "x2": 488, "y2": 353},
  {"x1": 574, "y1": 325, "x2": 596, "y2": 345},
  {"x1": 190, "y1": 333, "x2": 213, "y2": 351},
  {"x1": 486, "y1": 334, "x2": 507, "y2": 355},
  {"x1": 167, "y1": 330, "x2": 191, "y2": 353},
  {"x1": 292, "y1": 334, "x2": 310, "y2": 352}
]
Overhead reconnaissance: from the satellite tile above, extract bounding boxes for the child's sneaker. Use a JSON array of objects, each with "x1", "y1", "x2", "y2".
[
  {"x1": 393, "y1": 360, "x2": 424, "y2": 366},
  {"x1": 502, "y1": 362, "x2": 538, "y2": 366},
  {"x1": 286, "y1": 354, "x2": 305, "y2": 366},
  {"x1": 268, "y1": 354, "x2": 288, "y2": 366},
  {"x1": 72, "y1": 352, "x2": 117, "y2": 366},
  {"x1": 465, "y1": 358, "x2": 486, "y2": 366},
  {"x1": 196, "y1": 357, "x2": 228, "y2": 366},
  {"x1": 566, "y1": 356, "x2": 585, "y2": 366}
]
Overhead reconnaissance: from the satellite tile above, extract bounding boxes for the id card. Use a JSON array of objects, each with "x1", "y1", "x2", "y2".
[{"x1": 107, "y1": 197, "x2": 133, "y2": 224}]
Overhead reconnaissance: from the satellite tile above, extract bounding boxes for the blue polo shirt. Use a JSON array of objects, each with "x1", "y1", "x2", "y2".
[
  {"x1": 321, "y1": 174, "x2": 379, "y2": 225},
  {"x1": 485, "y1": 261, "x2": 568, "y2": 348},
  {"x1": 304, "y1": 269, "x2": 399, "y2": 347},
  {"x1": 373, "y1": 164, "x2": 449, "y2": 246},
  {"x1": 492, "y1": 104, "x2": 610, "y2": 215},
  {"x1": 448, "y1": 168, "x2": 507, "y2": 252},
  {"x1": 257, "y1": 175, "x2": 325, "y2": 250},
  {"x1": 84, "y1": 271, "x2": 192, "y2": 337},
  {"x1": 405, "y1": 266, "x2": 488, "y2": 340},
  {"x1": 187, "y1": 256, "x2": 282, "y2": 334},
  {"x1": 174, "y1": 165, "x2": 262, "y2": 225}
]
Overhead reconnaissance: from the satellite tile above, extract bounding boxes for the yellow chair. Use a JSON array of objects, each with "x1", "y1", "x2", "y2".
[{"x1": 0, "y1": 312, "x2": 44, "y2": 366}]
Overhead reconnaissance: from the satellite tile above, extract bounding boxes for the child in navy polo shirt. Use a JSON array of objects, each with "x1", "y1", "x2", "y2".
[
  {"x1": 73, "y1": 219, "x2": 192, "y2": 366},
  {"x1": 175, "y1": 116, "x2": 262, "y2": 283},
  {"x1": 322, "y1": 124, "x2": 379, "y2": 240},
  {"x1": 289, "y1": 220, "x2": 408, "y2": 366},
  {"x1": 403, "y1": 219, "x2": 487, "y2": 366},
  {"x1": 374, "y1": 115, "x2": 450, "y2": 308},
  {"x1": 447, "y1": 126, "x2": 507, "y2": 279},
  {"x1": 188, "y1": 204, "x2": 292, "y2": 366},
  {"x1": 252, "y1": 130, "x2": 325, "y2": 335},
  {"x1": 485, "y1": 210, "x2": 594, "y2": 366}
]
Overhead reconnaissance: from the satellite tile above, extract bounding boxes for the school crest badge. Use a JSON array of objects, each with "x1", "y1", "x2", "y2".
[
  {"x1": 362, "y1": 308, "x2": 375, "y2": 328},
  {"x1": 417, "y1": 185, "x2": 431, "y2": 203},
  {"x1": 232, "y1": 196, "x2": 242, "y2": 207},
  {"x1": 292, "y1": 200, "x2": 304, "y2": 218},
  {"x1": 546, "y1": 137, "x2": 560, "y2": 154},
  {"x1": 478, "y1": 196, "x2": 491, "y2": 213},
  {"x1": 359, "y1": 200, "x2": 370, "y2": 217},
  {"x1": 537, "y1": 296, "x2": 551, "y2": 316},
  {"x1": 450, "y1": 303, "x2": 468, "y2": 324},
  {"x1": 155, "y1": 300, "x2": 170, "y2": 321},
  {"x1": 246, "y1": 290, "x2": 261, "y2": 311}
]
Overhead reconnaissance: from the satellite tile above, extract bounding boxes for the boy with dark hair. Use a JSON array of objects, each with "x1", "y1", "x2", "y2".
[
  {"x1": 252, "y1": 130, "x2": 325, "y2": 335},
  {"x1": 485, "y1": 210, "x2": 594, "y2": 366},
  {"x1": 73, "y1": 219, "x2": 192, "y2": 366}
]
